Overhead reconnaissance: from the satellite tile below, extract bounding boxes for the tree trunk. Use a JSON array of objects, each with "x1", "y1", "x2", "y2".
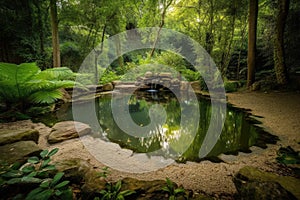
[
  {"x1": 274, "y1": 0, "x2": 290, "y2": 86},
  {"x1": 205, "y1": 0, "x2": 214, "y2": 55},
  {"x1": 150, "y1": 0, "x2": 173, "y2": 58},
  {"x1": 50, "y1": 0, "x2": 60, "y2": 68},
  {"x1": 247, "y1": 0, "x2": 258, "y2": 88}
]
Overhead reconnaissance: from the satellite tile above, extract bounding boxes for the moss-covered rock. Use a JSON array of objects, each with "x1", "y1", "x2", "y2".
[
  {"x1": 0, "y1": 141, "x2": 41, "y2": 164},
  {"x1": 0, "y1": 129, "x2": 39, "y2": 145},
  {"x1": 234, "y1": 166, "x2": 300, "y2": 199}
]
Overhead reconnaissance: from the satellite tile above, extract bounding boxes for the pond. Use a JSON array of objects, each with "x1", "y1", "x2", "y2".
[{"x1": 40, "y1": 90, "x2": 277, "y2": 163}]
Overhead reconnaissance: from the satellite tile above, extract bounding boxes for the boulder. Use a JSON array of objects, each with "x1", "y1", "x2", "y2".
[
  {"x1": 190, "y1": 81, "x2": 201, "y2": 93},
  {"x1": 102, "y1": 83, "x2": 114, "y2": 91},
  {"x1": 0, "y1": 141, "x2": 41, "y2": 164},
  {"x1": 0, "y1": 129, "x2": 39, "y2": 145},
  {"x1": 233, "y1": 166, "x2": 300, "y2": 200},
  {"x1": 145, "y1": 71, "x2": 153, "y2": 78},
  {"x1": 48, "y1": 121, "x2": 91, "y2": 144}
]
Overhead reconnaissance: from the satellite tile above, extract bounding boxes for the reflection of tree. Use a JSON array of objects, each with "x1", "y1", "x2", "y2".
[{"x1": 97, "y1": 92, "x2": 260, "y2": 162}]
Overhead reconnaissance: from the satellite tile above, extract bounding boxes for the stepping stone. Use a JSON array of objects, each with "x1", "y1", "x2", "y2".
[
  {"x1": 0, "y1": 129, "x2": 39, "y2": 145},
  {"x1": 48, "y1": 121, "x2": 91, "y2": 144}
]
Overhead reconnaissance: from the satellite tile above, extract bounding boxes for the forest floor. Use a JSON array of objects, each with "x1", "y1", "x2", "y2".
[{"x1": 2, "y1": 91, "x2": 300, "y2": 198}]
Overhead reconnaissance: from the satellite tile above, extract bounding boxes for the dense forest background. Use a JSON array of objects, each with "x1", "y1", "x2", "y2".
[{"x1": 1, "y1": 0, "x2": 299, "y2": 90}]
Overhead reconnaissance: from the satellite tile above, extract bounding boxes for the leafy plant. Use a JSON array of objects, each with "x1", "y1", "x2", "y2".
[
  {"x1": 162, "y1": 178, "x2": 186, "y2": 200},
  {"x1": 0, "y1": 148, "x2": 72, "y2": 200},
  {"x1": 25, "y1": 172, "x2": 72, "y2": 200},
  {"x1": 96, "y1": 167, "x2": 110, "y2": 179},
  {"x1": 0, "y1": 62, "x2": 76, "y2": 112},
  {"x1": 276, "y1": 146, "x2": 300, "y2": 165},
  {"x1": 95, "y1": 180, "x2": 135, "y2": 200},
  {"x1": 99, "y1": 69, "x2": 121, "y2": 85}
]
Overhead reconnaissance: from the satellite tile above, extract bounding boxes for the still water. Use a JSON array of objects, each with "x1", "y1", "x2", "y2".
[{"x1": 45, "y1": 91, "x2": 276, "y2": 163}]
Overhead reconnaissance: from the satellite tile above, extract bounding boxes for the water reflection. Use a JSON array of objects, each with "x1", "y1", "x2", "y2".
[{"x1": 98, "y1": 91, "x2": 259, "y2": 162}]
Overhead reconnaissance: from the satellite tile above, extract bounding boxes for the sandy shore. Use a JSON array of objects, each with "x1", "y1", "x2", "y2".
[{"x1": 1, "y1": 91, "x2": 299, "y2": 198}]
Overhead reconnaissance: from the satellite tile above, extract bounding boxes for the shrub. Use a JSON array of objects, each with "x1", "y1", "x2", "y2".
[
  {"x1": 0, "y1": 148, "x2": 73, "y2": 200},
  {"x1": 0, "y1": 62, "x2": 77, "y2": 116}
]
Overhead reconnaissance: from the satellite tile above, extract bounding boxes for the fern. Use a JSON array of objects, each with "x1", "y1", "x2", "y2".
[{"x1": 0, "y1": 62, "x2": 76, "y2": 112}]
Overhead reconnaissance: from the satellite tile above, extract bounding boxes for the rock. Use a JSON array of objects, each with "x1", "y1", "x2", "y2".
[
  {"x1": 0, "y1": 141, "x2": 41, "y2": 164},
  {"x1": 48, "y1": 121, "x2": 91, "y2": 144},
  {"x1": 233, "y1": 166, "x2": 300, "y2": 200},
  {"x1": 122, "y1": 177, "x2": 167, "y2": 200},
  {"x1": 145, "y1": 71, "x2": 153, "y2": 78},
  {"x1": 59, "y1": 88, "x2": 72, "y2": 103},
  {"x1": 102, "y1": 83, "x2": 114, "y2": 91},
  {"x1": 0, "y1": 129, "x2": 39, "y2": 145},
  {"x1": 159, "y1": 72, "x2": 172, "y2": 78},
  {"x1": 250, "y1": 82, "x2": 260, "y2": 91},
  {"x1": 190, "y1": 81, "x2": 201, "y2": 93}
]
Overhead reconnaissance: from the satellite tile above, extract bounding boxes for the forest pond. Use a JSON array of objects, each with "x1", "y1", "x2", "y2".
[{"x1": 42, "y1": 91, "x2": 277, "y2": 163}]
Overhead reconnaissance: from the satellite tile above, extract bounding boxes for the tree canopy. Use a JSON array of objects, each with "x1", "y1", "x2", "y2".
[{"x1": 0, "y1": 0, "x2": 299, "y2": 88}]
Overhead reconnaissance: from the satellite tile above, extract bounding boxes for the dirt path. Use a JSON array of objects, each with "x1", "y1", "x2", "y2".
[
  {"x1": 1, "y1": 91, "x2": 299, "y2": 198},
  {"x1": 227, "y1": 91, "x2": 300, "y2": 150}
]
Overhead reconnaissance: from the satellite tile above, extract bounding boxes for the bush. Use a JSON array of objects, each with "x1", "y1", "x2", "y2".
[
  {"x1": 0, "y1": 148, "x2": 73, "y2": 200},
  {"x1": 0, "y1": 62, "x2": 76, "y2": 113}
]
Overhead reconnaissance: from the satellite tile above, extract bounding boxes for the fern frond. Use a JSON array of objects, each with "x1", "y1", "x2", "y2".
[
  {"x1": 34, "y1": 67, "x2": 75, "y2": 81},
  {"x1": 29, "y1": 89, "x2": 62, "y2": 104}
]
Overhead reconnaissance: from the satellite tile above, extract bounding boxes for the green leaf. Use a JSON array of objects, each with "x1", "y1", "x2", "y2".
[
  {"x1": 166, "y1": 178, "x2": 173, "y2": 188},
  {"x1": 21, "y1": 165, "x2": 35, "y2": 173},
  {"x1": 27, "y1": 156, "x2": 40, "y2": 164},
  {"x1": 114, "y1": 180, "x2": 122, "y2": 192},
  {"x1": 40, "y1": 179, "x2": 51, "y2": 188},
  {"x1": 2, "y1": 170, "x2": 22, "y2": 178},
  {"x1": 41, "y1": 158, "x2": 51, "y2": 168},
  {"x1": 174, "y1": 188, "x2": 185, "y2": 194},
  {"x1": 21, "y1": 176, "x2": 42, "y2": 183},
  {"x1": 27, "y1": 171, "x2": 37, "y2": 177},
  {"x1": 51, "y1": 172, "x2": 64, "y2": 187},
  {"x1": 40, "y1": 150, "x2": 49, "y2": 159},
  {"x1": 11, "y1": 162, "x2": 22, "y2": 170},
  {"x1": 25, "y1": 187, "x2": 44, "y2": 200},
  {"x1": 41, "y1": 165, "x2": 56, "y2": 171},
  {"x1": 54, "y1": 180, "x2": 70, "y2": 189},
  {"x1": 26, "y1": 188, "x2": 53, "y2": 200},
  {"x1": 169, "y1": 196, "x2": 176, "y2": 200},
  {"x1": 117, "y1": 195, "x2": 125, "y2": 200},
  {"x1": 55, "y1": 190, "x2": 63, "y2": 196},
  {"x1": 59, "y1": 188, "x2": 73, "y2": 199},
  {"x1": 48, "y1": 148, "x2": 59, "y2": 157},
  {"x1": 6, "y1": 178, "x2": 22, "y2": 184},
  {"x1": 161, "y1": 186, "x2": 170, "y2": 192},
  {"x1": 119, "y1": 190, "x2": 135, "y2": 196}
]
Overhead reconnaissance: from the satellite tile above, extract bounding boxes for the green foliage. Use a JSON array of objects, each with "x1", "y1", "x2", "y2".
[
  {"x1": 96, "y1": 180, "x2": 135, "y2": 200},
  {"x1": 276, "y1": 146, "x2": 300, "y2": 165},
  {"x1": 0, "y1": 62, "x2": 76, "y2": 114},
  {"x1": 162, "y1": 178, "x2": 186, "y2": 200},
  {"x1": 0, "y1": 148, "x2": 72, "y2": 200},
  {"x1": 224, "y1": 81, "x2": 239, "y2": 93},
  {"x1": 99, "y1": 69, "x2": 121, "y2": 85},
  {"x1": 25, "y1": 172, "x2": 72, "y2": 200},
  {"x1": 96, "y1": 167, "x2": 110, "y2": 179}
]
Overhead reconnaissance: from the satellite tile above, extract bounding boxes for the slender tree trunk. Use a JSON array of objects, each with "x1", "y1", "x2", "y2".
[
  {"x1": 50, "y1": 0, "x2": 60, "y2": 68},
  {"x1": 150, "y1": 0, "x2": 173, "y2": 58},
  {"x1": 237, "y1": 20, "x2": 247, "y2": 80},
  {"x1": 247, "y1": 0, "x2": 258, "y2": 88},
  {"x1": 274, "y1": 0, "x2": 290, "y2": 86},
  {"x1": 205, "y1": 0, "x2": 214, "y2": 55}
]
